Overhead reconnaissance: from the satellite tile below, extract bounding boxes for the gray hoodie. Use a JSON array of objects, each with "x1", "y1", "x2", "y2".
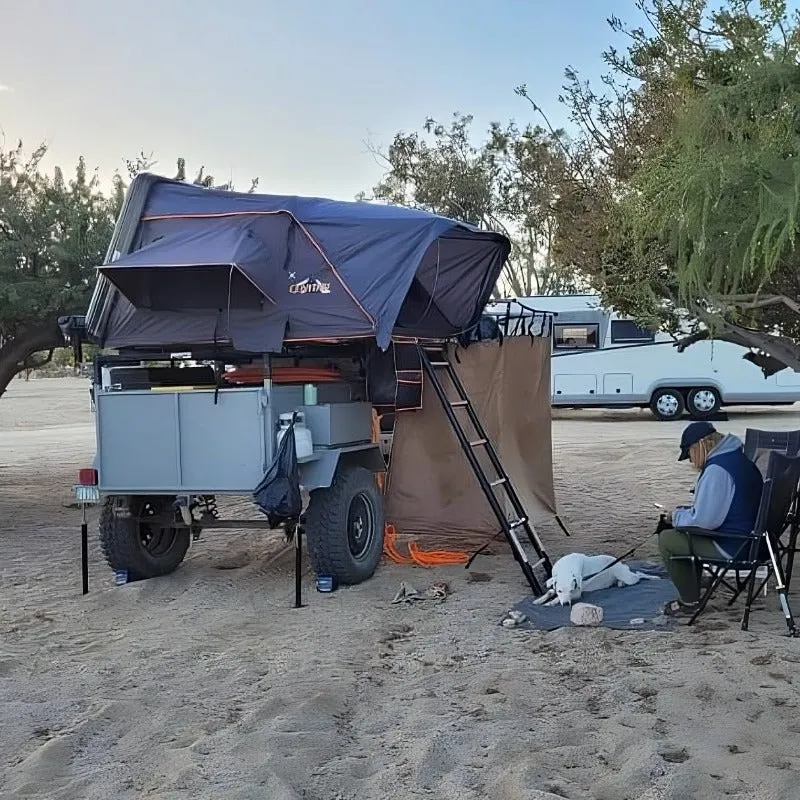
[{"x1": 672, "y1": 433, "x2": 747, "y2": 555}]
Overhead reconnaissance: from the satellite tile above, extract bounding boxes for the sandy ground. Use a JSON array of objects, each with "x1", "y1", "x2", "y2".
[{"x1": 1, "y1": 377, "x2": 800, "y2": 800}]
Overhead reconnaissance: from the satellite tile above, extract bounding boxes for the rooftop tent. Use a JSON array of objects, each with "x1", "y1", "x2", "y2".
[
  {"x1": 86, "y1": 174, "x2": 510, "y2": 351},
  {"x1": 99, "y1": 217, "x2": 279, "y2": 311}
]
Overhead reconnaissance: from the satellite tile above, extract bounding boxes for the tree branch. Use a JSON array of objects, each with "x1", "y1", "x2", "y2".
[
  {"x1": 675, "y1": 317, "x2": 800, "y2": 374},
  {"x1": 0, "y1": 322, "x2": 65, "y2": 397},
  {"x1": 712, "y1": 293, "x2": 800, "y2": 314},
  {"x1": 22, "y1": 348, "x2": 55, "y2": 371}
]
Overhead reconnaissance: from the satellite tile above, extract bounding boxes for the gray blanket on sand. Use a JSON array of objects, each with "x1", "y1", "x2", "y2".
[{"x1": 513, "y1": 561, "x2": 678, "y2": 631}]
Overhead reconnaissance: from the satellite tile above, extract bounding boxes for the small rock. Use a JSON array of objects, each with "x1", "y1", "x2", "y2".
[
  {"x1": 661, "y1": 747, "x2": 690, "y2": 763},
  {"x1": 501, "y1": 610, "x2": 527, "y2": 628},
  {"x1": 570, "y1": 603, "x2": 604, "y2": 626}
]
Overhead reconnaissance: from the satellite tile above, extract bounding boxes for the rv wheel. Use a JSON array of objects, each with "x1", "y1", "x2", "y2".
[
  {"x1": 304, "y1": 465, "x2": 385, "y2": 585},
  {"x1": 99, "y1": 495, "x2": 191, "y2": 580},
  {"x1": 687, "y1": 388, "x2": 720, "y2": 420},
  {"x1": 650, "y1": 388, "x2": 685, "y2": 421}
]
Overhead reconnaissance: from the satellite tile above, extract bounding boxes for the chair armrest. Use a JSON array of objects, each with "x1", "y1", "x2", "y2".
[
  {"x1": 674, "y1": 526, "x2": 718, "y2": 537},
  {"x1": 675, "y1": 526, "x2": 755, "y2": 540}
]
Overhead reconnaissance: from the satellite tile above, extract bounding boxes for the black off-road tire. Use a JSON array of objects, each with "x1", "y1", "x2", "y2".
[
  {"x1": 650, "y1": 388, "x2": 686, "y2": 421},
  {"x1": 304, "y1": 465, "x2": 385, "y2": 585},
  {"x1": 99, "y1": 495, "x2": 191, "y2": 581}
]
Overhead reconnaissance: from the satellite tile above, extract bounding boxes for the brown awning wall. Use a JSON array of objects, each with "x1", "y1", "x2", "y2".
[{"x1": 384, "y1": 336, "x2": 555, "y2": 547}]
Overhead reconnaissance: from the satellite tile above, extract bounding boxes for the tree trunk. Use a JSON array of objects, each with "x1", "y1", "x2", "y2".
[{"x1": 0, "y1": 322, "x2": 65, "y2": 398}]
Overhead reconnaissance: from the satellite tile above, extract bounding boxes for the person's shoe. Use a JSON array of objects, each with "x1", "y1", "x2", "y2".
[{"x1": 663, "y1": 599, "x2": 700, "y2": 617}]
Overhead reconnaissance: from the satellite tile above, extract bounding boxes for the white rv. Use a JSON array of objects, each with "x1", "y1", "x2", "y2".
[{"x1": 486, "y1": 294, "x2": 800, "y2": 421}]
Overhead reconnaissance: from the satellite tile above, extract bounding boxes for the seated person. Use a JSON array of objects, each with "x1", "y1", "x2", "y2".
[{"x1": 659, "y1": 421, "x2": 763, "y2": 616}]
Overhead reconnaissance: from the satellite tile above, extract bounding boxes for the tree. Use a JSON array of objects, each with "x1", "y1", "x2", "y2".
[
  {"x1": 0, "y1": 140, "x2": 121, "y2": 396},
  {"x1": 366, "y1": 114, "x2": 582, "y2": 297},
  {"x1": 629, "y1": 57, "x2": 800, "y2": 371},
  {"x1": 543, "y1": 0, "x2": 800, "y2": 371}
]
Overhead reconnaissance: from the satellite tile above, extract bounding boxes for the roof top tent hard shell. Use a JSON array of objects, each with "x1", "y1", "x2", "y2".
[
  {"x1": 66, "y1": 174, "x2": 555, "y2": 595},
  {"x1": 485, "y1": 294, "x2": 800, "y2": 421}
]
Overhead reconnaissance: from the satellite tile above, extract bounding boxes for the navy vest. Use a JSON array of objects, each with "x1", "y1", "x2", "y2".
[{"x1": 704, "y1": 446, "x2": 764, "y2": 552}]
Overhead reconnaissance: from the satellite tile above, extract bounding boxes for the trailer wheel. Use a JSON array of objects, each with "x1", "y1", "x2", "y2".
[
  {"x1": 304, "y1": 465, "x2": 385, "y2": 585},
  {"x1": 687, "y1": 387, "x2": 721, "y2": 420},
  {"x1": 99, "y1": 495, "x2": 190, "y2": 580},
  {"x1": 650, "y1": 388, "x2": 685, "y2": 421}
]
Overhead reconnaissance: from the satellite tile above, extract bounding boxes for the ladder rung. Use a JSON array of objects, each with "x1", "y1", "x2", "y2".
[
  {"x1": 469, "y1": 438, "x2": 488, "y2": 447},
  {"x1": 450, "y1": 400, "x2": 469, "y2": 407},
  {"x1": 531, "y1": 557, "x2": 546, "y2": 570},
  {"x1": 508, "y1": 517, "x2": 528, "y2": 529},
  {"x1": 429, "y1": 361, "x2": 449, "y2": 367},
  {"x1": 490, "y1": 477, "x2": 507, "y2": 487}
]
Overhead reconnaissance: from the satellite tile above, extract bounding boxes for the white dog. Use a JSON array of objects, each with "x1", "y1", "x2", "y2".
[{"x1": 534, "y1": 552, "x2": 660, "y2": 607}]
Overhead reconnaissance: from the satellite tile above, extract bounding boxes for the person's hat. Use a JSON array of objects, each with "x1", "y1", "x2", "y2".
[{"x1": 679, "y1": 421, "x2": 716, "y2": 461}]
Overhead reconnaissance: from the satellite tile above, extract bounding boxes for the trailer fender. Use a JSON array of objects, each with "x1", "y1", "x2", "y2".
[{"x1": 299, "y1": 445, "x2": 386, "y2": 491}]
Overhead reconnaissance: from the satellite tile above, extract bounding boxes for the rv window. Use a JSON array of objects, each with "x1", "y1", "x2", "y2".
[
  {"x1": 553, "y1": 324, "x2": 599, "y2": 350},
  {"x1": 610, "y1": 320, "x2": 655, "y2": 343}
]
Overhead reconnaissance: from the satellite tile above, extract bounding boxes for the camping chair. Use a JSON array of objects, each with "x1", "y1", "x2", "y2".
[
  {"x1": 743, "y1": 428, "x2": 800, "y2": 475},
  {"x1": 743, "y1": 428, "x2": 800, "y2": 586},
  {"x1": 673, "y1": 452, "x2": 800, "y2": 634}
]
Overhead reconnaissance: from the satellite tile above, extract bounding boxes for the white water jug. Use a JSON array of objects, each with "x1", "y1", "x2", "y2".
[{"x1": 277, "y1": 412, "x2": 314, "y2": 459}]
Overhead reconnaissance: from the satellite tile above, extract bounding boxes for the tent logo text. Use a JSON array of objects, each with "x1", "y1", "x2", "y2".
[{"x1": 288, "y1": 278, "x2": 331, "y2": 295}]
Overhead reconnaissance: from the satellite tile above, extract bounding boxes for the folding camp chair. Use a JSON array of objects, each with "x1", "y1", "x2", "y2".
[
  {"x1": 742, "y1": 428, "x2": 800, "y2": 586},
  {"x1": 673, "y1": 452, "x2": 800, "y2": 635},
  {"x1": 743, "y1": 428, "x2": 800, "y2": 475}
]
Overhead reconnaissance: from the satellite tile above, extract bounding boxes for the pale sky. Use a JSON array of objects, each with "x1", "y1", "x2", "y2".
[{"x1": 1, "y1": 0, "x2": 641, "y2": 200}]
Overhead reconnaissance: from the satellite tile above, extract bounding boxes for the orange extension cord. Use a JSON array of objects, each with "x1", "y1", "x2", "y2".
[
  {"x1": 384, "y1": 523, "x2": 470, "y2": 567},
  {"x1": 372, "y1": 410, "x2": 470, "y2": 567}
]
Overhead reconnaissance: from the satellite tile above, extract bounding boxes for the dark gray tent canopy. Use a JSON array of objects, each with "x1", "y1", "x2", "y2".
[{"x1": 86, "y1": 174, "x2": 510, "y2": 352}]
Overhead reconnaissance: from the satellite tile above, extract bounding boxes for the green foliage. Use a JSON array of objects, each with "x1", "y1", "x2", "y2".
[
  {"x1": 636, "y1": 61, "x2": 800, "y2": 301},
  {"x1": 547, "y1": 0, "x2": 800, "y2": 364},
  {"x1": 370, "y1": 115, "x2": 499, "y2": 225},
  {"x1": 0, "y1": 141, "x2": 120, "y2": 343}
]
